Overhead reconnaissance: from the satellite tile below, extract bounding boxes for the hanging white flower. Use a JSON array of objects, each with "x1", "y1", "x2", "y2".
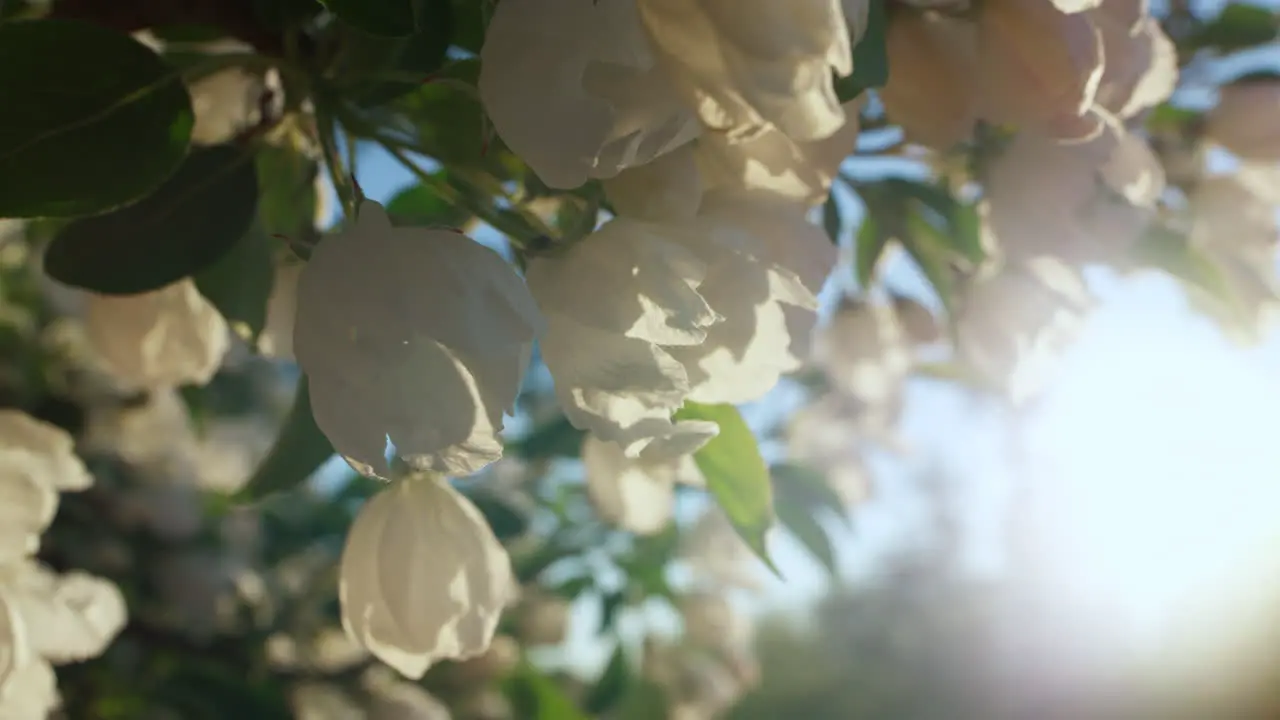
[
  {"x1": 0, "y1": 594, "x2": 29, "y2": 696},
  {"x1": 479, "y1": 0, "x2": 699, "y2": 189},
  {"x1": 0, "y1": 656, "x2": 56, "y2": 720},
  {"x1": 0, "y1": 455, "x2": 60, "y2": 562},
  {"x1": 294, "y1": 201, "x2": 543, "y2": 479},
  {"x1": 1090, "y1": 4, "x2": 1177, "y2": 119},
  {"x1": 258, "y1": 258, "x2": 303, "y2": 361},
  {"x1": 581, "y1": 434, "x2": 705, "y2": 535},
  {"x1": 665, "y1": 190, "x2": 836, "y2": 405},
  {"x1": 0, "y1": 410, "x2": 92, "y2": 492},
  {"x1": 694, "y1": 98, "x2": 865, "y2": 206},
  {"x1": 1, "y1": 563, "x2": 127, "y2": 665},
  {"x1": 187, "y1": 67, "x2": 281, "y2": 146},
  {"x1": 812, "y1": 297, "x2": 914, "y2": 408},
  {"x1": 339, "y1": 473, "x2": 517, "y2": 679},
  {"x1": 84, "y1": 278, "x2": 230, "y2": 390},
  {"x1": 526, "y1": 218, "x2": 721, "y2": 458},
  {"x1": 636, "y1": 0, "x2": 855, "y2": 142},
  {"x1": 602, "y1": 143, "x2": 704, "y2": 222}
]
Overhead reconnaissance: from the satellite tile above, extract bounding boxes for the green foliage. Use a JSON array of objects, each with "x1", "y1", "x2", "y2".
[
  {"x1": 237, "y1": 376, "x2": 336, "y2": 502},
  {"x1": 675, "y1": 402, "x2": 778, "y2": 571},
  {"x1": 321, "y1": 0, "x2": 438, "y2": 37},
  {"x1": 505, "y1": 663, "x2": 591, "y2": 720},
  {"x1": 834, "y1": 0, "x2": 889, "y2": 102},
  {"x1": 194, "y1": 222, "x2": 276, "y2": 342},
  {"x1": 386, "y1": 178, "x2": 472, "y2": 227},
  {"x1": 45, "y1": 145, "x2": 259, "y2": 294},
  {"x1": 772, "y1": 463, "x2": 851, "y2": 575},
  {"x1": 1185, "y1": 2, "x2": 1279, "y2": 53},
  {"x1": 0, "y1": 19, "x2": 193, "y2": 218}
]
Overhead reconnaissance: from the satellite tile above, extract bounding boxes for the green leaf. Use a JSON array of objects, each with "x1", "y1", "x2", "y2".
[
  {"x1": 0, "y1": 19, "x2": 193, "y2": 218},
  {"x1": 509, "y1": 415, "x2": 585, "y2": 460},
  {"x1": 584, "y1": 644, "x2": 630, "y2": 714},
  {"x1": 1186, "y1": 3, "x2": 1278, "y2": 53},
  {"x1": 772, "y1": 462, "x2": 850, "y2": 528},
  {"x1": 194, "y1": 222, "x2": 275, "y2": 343},
  {"x1": 775, "y1": 491, "x2": 838, "y2": 576},
  {"x1": 394, "y1": 59, "x2": 519, "y2": 178},
  {"x1": 901, "y1": 210, "x2": 958, "y2": 313},
  {"x1": 505, "y1": 664, "x2": 590, "y2": 720},
  {"x1": 45, "y1": 145, "x2": 259, "y2": 295},
  {"x1": 320, "y1": 0, "x2": 434, "y2": 36},
  {"x1": 255, "y1": 144, "x2": 318, "y2": 238},
  {"x1": 674, "y1": 402, "x2": 778, "y2": 572},
  {"x1": 386, "y1": 180, "x2": 470, "y2": 227},
  {"x1": 854, "y1": 215, "x2": 891, "y2": 288},
  {"x1": 822, "y1": 192, "x2": 842, "y2": 244},
  {"x1": 467, "y1": 491, "x2": 530, "y2": 540},
  {"x1": 599, "y1": 591, "x2": 627, "y2": 633},
  {"x1": 834, "y1": 0, "x2": 889, "y2": 101},
  {"x1": 234, "y1": 376, "x2": 336, "y2": 503},
  {"x1": 335, "y1": 0, "x2": 453, "y2": 106}
]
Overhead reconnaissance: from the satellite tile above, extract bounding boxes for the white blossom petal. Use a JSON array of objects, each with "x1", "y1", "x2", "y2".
[
  {"x1": 812, "y1": 299, "x2": 913, "y2": 407},
  {"x1": 1207, "y1": 81, "x2": 1280, "y2": 161},
  {"x1": 603, "y1": 143, "x2": 703, "y2": 222},
  {"x1": 479, "y1": 0, "x2": 698, "y2": 189},
  {"x1": 0, "y1": 657, "x2": 56, "y2": 719},
  {"x1": 340, "y1": 474, "x2": 516, "y2": 679},
  {"x1": 258, "y1": 259, "x2": 302, "y2": 361},
  {"x1": 84, "y1": 279, "x2": 230, "y2": 390},
  {"x1": 0, "y1": 594, "x2": 29, "y2": 696},
  {"x1": 0, "y1": 411, "x2": 92, "y2": 491},
  {"x1": 582, "y1": 435, "x2": 704, "y2": 535},
  {"x1": 5, "y1": 565, "x2": 127, "y2": 664},
  {"x1": 295, "y1": 201, "x2": 542, "y2": 478}
]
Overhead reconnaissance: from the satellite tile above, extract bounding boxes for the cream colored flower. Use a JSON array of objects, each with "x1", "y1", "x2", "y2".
[
  {"x1": 603, "y1": 144, "x2": 704, "y2": 222},
  {"x1": 84, "y1": 279, "x2": 230, "y2": 390},
  {"x1": 2, "y1": 563, "x2": 127, "y2": 665},
  {"x1": 680, "y1": 592, "x2": 753, "y2": 655},
  {"x1": 978, "y1": 0, "x2": 1105, "y2": 140},
  {"x1": 813, "y1": 298, "x2": 913, "y2": 408},
  {"x1": 340, "y1": 473, "x2": 516, "y2": 679},
  {"x1": 1091, "y1": 4, "x2": 1177, "y2": 119},
  {"x1": 479, "y1": 0, "x2": 699, "y2": 189},
  {"x1": 259, "y1": 258, "x2": 303, "y2": 360},
  {"x1": 188, "y1": 67, "x2": 281, "y2": 145},
  {"x1": 513, "y1": 592, "x2": 571, "y2": 646},
  {"x1": 365, "y1": 679, "x2": 452, "y2": 720},
  {"x1": 956, "y1": 258, "x2": 1092, "y2": 401},
  {"x1": 294, "y1": 201, "x2": 543, "y2": 478},
  {"x1": 637, "y1": 0, "x2": 854, "y2": 142},
  {"x1": 0, "y1": 452, "x2": 60, "y2": 562},
  {"x1": 787, "y1": 396, "x2": 875, "y2": 505},
  {"x1": 527, "y1": 218, "x2": 721, "y2": 458},
  {"x1": 694, "y1": 99, "x2": 864, "y2": 206},
  {"x1": 880, "y1": 11, "x2": 980, "y2": 149},
  {"x1": 582, "y1": 434, "x2": 704, "y2": 535},
  {"x1": 680, "y1": 508, "x2": 766, "y2": 591},
  {"x1": 986, "y1": 116, "x2": 1163, "y2": 267},
  {"x1": 0, "y1": 411, "x2": 92, "y2": 492},
  {"x1": 1207, "y1": 81, "x2": 1280, "y2": 161},
  {"x1": 0, "y1": 657, "x2": 56, "y2": 719},
  {"x1": 665, "y1": 190, "x2": 835, "y2": 404},
  {"x1": 0, "y1": 594, "x2": 29, "y2": 695}
]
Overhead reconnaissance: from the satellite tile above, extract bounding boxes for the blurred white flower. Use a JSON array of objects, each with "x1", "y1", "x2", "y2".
[
  {"x1": 366, "y1": 680, "x2": 452, "y2": 720},
  {"x1": 291, "y1": 683, "x2": 365, "y2": 720},
  {"x1": 82, "y1": 388, "x2": 196, "y2": 467},
  {"x1": 452, "y1": 688, "x2": 513, "y2": 720},
  {"x1": 152, "y1": 550, "x2": 237, "y2": 640},
  {"x1": 0, "y1": 657, "x2": 57, "y2": 720},
  {"x1": 84, "y1": 278, "x2": 230, "y2": 390},
  {"x1": 787, "y1": 396, "x2": 875, "y2": 506},
  {"x1": 956, "y1": 258, "x2": 1093, "y2": 401},
  {"x1": 694, "y1": 98, "x2": 864, "y2": 205},
  {"x1": 665, "y1": 190, "x2": 835, "y2": 404},
  {"x1": 527, "y1": 218, "x2": 721, "y2": 458},
  {"x1": 340, "y1": 473, "x2": 516, "y2": 679},
  {"x1": 890, "y1": 294, "x2": 942, "y2": 346},
  {"x1": 259, "y1": 258, "x2": 302, "y2": 361},
  {"x1": 813, "y1": 298, "x2": 914, "y2": 408},
  {"x1": 479, "y1": 0, "x2": 699, "y2": 189},
  {"x1": 880, "y1": 12, "x2": 979, "y2": 149},
  {"x1": 187, "y1": 67, "x2": 281, "y2": 146},
  {"x1": 637, "y1": 0, "x2": 854, "y2": 142},
  {"x1": 513, "y1": 592, "x2": 571, "y2": 646},
  {"x1": 1, "y1": 563, "x2": 127, "y2": 665},
  {"x1": 0, "y1": 411, "x2": 92, "y2": 492},
  {"x1": 1091, "y1": 3, "x2": 1177, "y2": 119},
  {"x1": 294, "y1": 201, "x2": 543, "y2": 478},
  {"x1": 1189, "y1": 177, "x2": 1280, "y2": 332},
  {"x1": 1207, "y1": 81, "x2": 1280, "y2": 161},
  {"x1": 0, "y1": 595, "x2": 29, "y2": 695},
  {"x1": 680, "y1": 592, "x2": 754, "y2": 656},
  {"x1": 582, "y1": 435, "x2": 704, "y2": 535},
  {"x1": 680, "y1": 508, "x2": 765, "y2": 591}
]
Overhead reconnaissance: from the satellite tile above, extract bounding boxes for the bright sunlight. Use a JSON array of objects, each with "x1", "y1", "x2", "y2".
[{"x1": 1021, "y1": 277, "x2": 1280, "y2": 675}]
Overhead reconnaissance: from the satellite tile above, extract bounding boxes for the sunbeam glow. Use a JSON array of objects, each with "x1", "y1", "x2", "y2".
[{"x1": 1022, "y1": 280, "x2": 1280, "y2": 676}]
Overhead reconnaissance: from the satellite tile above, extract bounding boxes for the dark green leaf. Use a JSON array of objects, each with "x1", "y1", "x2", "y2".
[
  {"x1": 772, "y1": 462, "x2": 850, "y2": 528},
  {"x1": 822, "y1": 192, "x2": 842, "y2": 244},
  {"x1": 0, "y1": 19, "x2": 193, "y2": 218},
  {"x1": 336, "y1": 0, "x2": 452, "y2": 106},
  {"x1": 584, "y1": 644, "x2": 630, "y2": 714},
  {"x1": 252, "y1": 0, "x2": 325, "y2": 29},
  {"x1": 504, "y1": 664, "x2": 590, "y2": 720},
  {"x1": 235, "y1": 376, "x2": 336, "y2": 503},
  {"x1": 599, "y1": 591, "x2": 627, "y2": 633},
  {"x1": 321, "y1": 0, "x2": 434, "y2": 36},
  {"x1": 468, "y1": 492, "x2": 530, "y2": 540},
  {"x1": 1186, "y1": 3, "x2": 1278, "y2": 53},
  {"x1": 834, "y1": 0, "x2": 889, "y2": 101},
  {"x1": 194, "y1": 222, "x2": 275, "y2": 343},
  {"x1": 45, "y1": 145, "x2": 258, "y2": 295},
  {"x1": 510, "y1": 415, "x2": 585, "y2": 460},
  {"x1": 386, "y1": 180, "x2": 470, "y2": 227},
  {"x1": 255, "y1": 144, "x2": 319, "y2": 237},
  {"x1": 394, "y1": 59, "x2": 519, "y2": 178},
  {"x1": 674, "y1": 402, "x2": 777, "y2": 572},
  {"x1": 450, "y1": 0, "x2": 487, "y2": 52},
  {"x1": 854, "y1": 215, "x2": 891, "y2": 288},
  {"x1": 613, "y1": 679, "x2": 671, "y2": 720},
  {"x1": 775, "y1": 490, "x2": 838, "y2": 576},
  {"x1": 901, "y1": 210, "x2": 958, "y2": 313}
]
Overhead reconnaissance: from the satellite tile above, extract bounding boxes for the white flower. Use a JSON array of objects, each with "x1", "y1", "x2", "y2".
[
  {"x1": 787, "y1": 396, "x2": 876, "y2": 505},
  {"x1": 582, "y1": 434, "x2": 704, "y2": 535},
  {"x1": 603, "y1": 143, "x2": 703, "y2": 222},
  {"x1": 527, "y1": 218, "x2": 721, "y2": 458},
  {"x1": 694, "y1": 98, "x2": 864, "y2": 206},
  {"x1": 812, "y1": 298, "x2": 914, "y2": 408},
  {"x1": 680, "y1": 592, "x2": 753, "y2": 656},
  {"x1": 636, "y1": 0, "x2": 854, "y2": 142},
  {"x1": 2, "y1": 563, "x2": 127, "y2": 664},
  {"x1": 339, "y1": 473, "x2": 516, "y2": 679},
  {"x1": 479, "y1": 0, "x2": 699, "y2": 189},
  {"x1": 82, "y1": 388, "x2": 195, "y2": 467},
  {"x1": 0, "y1": 657, "x2": 56, "y2": 720},
  {"x1": 513, "y1": 592, "x2": 572, "y2": 646},
  {"x1": 294, "y1": 201, "x2": 543, "y2": 478},
  {"x1": 259, "y1": 258, "x2": 303, "y2": 361},
  {"x1": 0, "y1": 594, "x2": 29, "y2": 695},
  {"x1": 1189, "y1": 177, "x2": 1280, "y2": 332},
  {"x1": 665, "y1": 190, "x2": 835, "y2": 404},
  {"x1": 956, "y1": 259, "x2": 1092, "y2": 401},
  {"x1": 680, "y1": 508, "x2": 766, "y2": 591},
  {"x1": 84, "y1": 278, "x2": 230, "y2": 390},
  {"x1": 880, "y1": 12, "x2": 980, "y2": 149},
  {"x1": 1207, "y1": 81, "x2": 1280, "y2": 161},
  {"x1": 0, "y1": 452, "x2": 59, "y2": 562},
  {"x1": 366, "y1": 681, "x2": 453, "y2": 720},
  {"x1": 1090, "y1": 5, "x2": 1177, "y2": 119},
  {"x1": 986, "y1": 116, "x2": 1163, "y2": 267},
  {"x1": 188, "y1": 67, "x2": 281, "y2": 145},
  {"x1": 0, "y1": 410, "x2": 92, "y2": 492}
]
